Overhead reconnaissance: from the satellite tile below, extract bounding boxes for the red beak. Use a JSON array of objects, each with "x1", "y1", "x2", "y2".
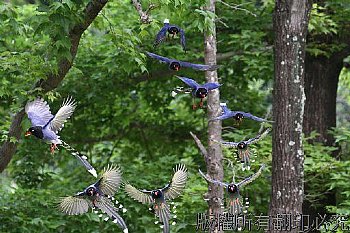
[
  {"x1": 175, "y1": 67, "x2": 179, "y2": 71},
  {"x1": 25, "y1": 131, "x2": 31, "y2": 137}
]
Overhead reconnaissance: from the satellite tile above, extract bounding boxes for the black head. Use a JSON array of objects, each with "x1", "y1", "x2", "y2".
[
  {"x1": 170, "y1": 62, "x2": 181, "y2": 71},
  {"x1": 85, "y1": 186, "x2": 97, "y2": 197},
  {"x1": 227, "y1": 184, "x2": 238, "y2": 194},
  {"x1": 195, "y1": 88, "x2": 208, "y2": 98},
  {"x1": 151, "y1": 190, "x2": 163, "y2": 199},
  {"x1": 234, "y1": 113, "x2": 244, "y2": 121},
  {"x1": 25, "y1": 126, "x2": 43, "y2": 139},
  {"x1": 237, "y1": 142, "x2": 247, "y2": 150},
  {"x1": 168, "y1": 26, "x2": 179, "y2": 35}
]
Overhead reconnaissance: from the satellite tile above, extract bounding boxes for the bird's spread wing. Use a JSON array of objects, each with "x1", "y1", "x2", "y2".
[
  {"x1": 210, "y1": 103, "x2": 234, "y2": 121},
  {"x1": 146, "y1": 52, "x2": 172, "y2": 64},
  {"x1": 240, "y1": 111, "x2": 270, "y2": 122},
  {"x1": 155, "y1": 202, "x2": 170, "y2": 233},
  {"x1": 154, "y1": 26, "x2": 168, "y2": 47},
  {"x1": 176, "y1": 76, "x2": 200, "y2": 89},
  {"x1": 180, "y1": 61, "x2": 219, "y2": 71},
  {"x1": 237, "y1": 164, "x2": 265, "y2": 188},
  {"x1": 212, "y1": 138, "x2": 239, "y2": 148},
  {"x1": 179, "y1": 28, "x2": 186, "y2": 51},
  {"x1": 198, "y1": 169, "x2": 228, "y2": 187},
  {"x1": 124, "y1": 184, "x2": 153, "y2": 204},
  {"x1": 202, "y1": 82, "x2": 221, "y2": 91},
  {"x1": 95, "y1": 196, "x2": 128, "y2": 231},
  {"x1": 58, "y1": 195, "x2": 90, "y2": 215},
  {"x1": 48, "y1": 96, "x2": 76, "y2": 133},
  {"x1": 25, "y1": 98, "x2": 53, "y2": 126},
  {"x1": 245, "y1": 128, "x2": 271, "y2": 145},
  {"x1": 97, "y1": 164, "x2": 122, "y2": 196},
  {"x1": 163, "y1": 164, "x2": 187, "y2": 200}
]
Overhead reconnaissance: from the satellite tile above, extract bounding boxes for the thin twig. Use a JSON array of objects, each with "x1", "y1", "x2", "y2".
[
  {"x1": 217, "y1": 0, "x2": 257, "y2": 17},
  {"x1": 190, "y1": 131, "x2": 208, "y2": 159}
]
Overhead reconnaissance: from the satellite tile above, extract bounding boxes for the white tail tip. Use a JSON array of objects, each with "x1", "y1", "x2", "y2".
[
  {"x1": 123, "y1": 229, "x2": 129, "y2": 233},
  {"x1": 89, "y1": 169, "x2": 98, "y2": 178},
  {"x1": 220, "y1": 102, "x2": 227, "y2": 106},
  {"x1": 164, "y1": 18, "x2": 170, "y2": 24}
]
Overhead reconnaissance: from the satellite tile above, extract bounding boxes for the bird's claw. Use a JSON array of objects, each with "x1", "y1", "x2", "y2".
[
  {"x1": 192, "y1": 104, "x2": 197, "y2": 110},
  {"x1": 50, "y1": 143, "x2": 58, "y2": 154}
]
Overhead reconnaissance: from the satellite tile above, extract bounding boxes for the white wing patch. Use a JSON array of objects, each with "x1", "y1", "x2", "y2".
[{"x1": 49, "y1": 96, "x2": 76, "y2": 133}]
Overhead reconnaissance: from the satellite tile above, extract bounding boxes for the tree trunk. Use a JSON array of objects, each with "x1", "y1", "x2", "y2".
[
  {"x1": 205, "y1": 0, "x2": 224, "y2": 232},
  {"x1": 303, "y1": 38, "x2": 350, "y2": 228},
  {"x1": 304, "y1": 53, "x2": 344, "y2": 145},
  {"x1": 269, "y1": 1, "x2": 311, "y2": 232}
]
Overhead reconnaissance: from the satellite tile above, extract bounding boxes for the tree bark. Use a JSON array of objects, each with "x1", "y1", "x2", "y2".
[
  {"x1": 269, "y1": 1, "x2": 311, "y2": 232},
  {"x1": 303, "y1": 34, "x2": 350, "y2": 228},
  {"x1": 0, "y1": 0, "x2": 109, "y2": 172},
  {"x1": 204, "y1": 0, "x2": 224, "y2": 232},
  {"x1": 304, "y1": 48, "x2": 350, "y2": 145}
]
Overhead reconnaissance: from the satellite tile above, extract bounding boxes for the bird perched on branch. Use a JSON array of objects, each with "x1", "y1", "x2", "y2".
[
  {"x1": 125, "y1": 164, "x2": 187, "y2": 233},
  {"x1": 154, "y1": 19, "x2": 186, "y2": 51},
  {"x1": 59, "y1": 165, "x2": 128, "y2": 232},
  {"x1": 25, "y1": 97, "x2": 97, "y2": 177},
  {"x1": 199, "y1": 164, "x2": 265, "y2": 215},
  {"x1": 146, "y1": 52, "x2": 218, "y2": 71},
  {"x1": 213, "y1": 128, "x2": 271, "y2": 170},
  {"x1": 176, "y1": 76, "x2": 221, "y2": 109},
  {"x1": 210, "y1": 103, "x2": 273, "y2": 125}
]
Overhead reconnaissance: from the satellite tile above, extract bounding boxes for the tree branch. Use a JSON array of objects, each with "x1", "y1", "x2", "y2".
[
  {"x1": 190, "y1": 131, "x2": 208, "y2": 160},
  {"x1": 0, "y1": 0, "x2": 109, "y2": 173},
  {"x1": 131, "y1": 0, "x2": 156, "y2": 24}
]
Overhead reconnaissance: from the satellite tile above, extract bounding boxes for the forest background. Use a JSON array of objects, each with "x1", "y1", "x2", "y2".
[{"x1": 1, "y1": 0, "x2": 350, "y2": 232}]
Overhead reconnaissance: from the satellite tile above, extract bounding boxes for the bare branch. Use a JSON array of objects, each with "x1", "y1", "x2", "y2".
[
  {"x1": 0, "y1": 0, "x2": 109, "y2": 173},
  {"x1": 131, "y1": 0, "x2": 156, "y2": 24},
  {"x1": 217, "y1": 0, "x2": 257, "y2": 17},
  {"x1": 190, "y1": 131, "x2": 208, "y2": 159}
]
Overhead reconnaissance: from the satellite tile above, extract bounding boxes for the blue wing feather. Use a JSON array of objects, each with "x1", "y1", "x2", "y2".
[
  {"x1": 176, "y1": 76, "x2": 200, "y2": 89},
  {"x1": 154, "y1": 25, "x2": 168, "y2": 47},
  {"x1": 198, "y1": 169, "x2": 228, "y2": 187},
  {"x1": 240, "y1": 111, "x2": 269, "y2": 122},
  {"x1": 179, "y1": 28, "x2": 186, "y2": 51},
  {"x1": 202, "y1": 82, "x2": 221, "y2": 91},
  {"x1": 180, "y1": 61, "x2": 219, "y2": 71},
  {"x1": 146, "y1": 52, "x2": 172, "y2": 64}
]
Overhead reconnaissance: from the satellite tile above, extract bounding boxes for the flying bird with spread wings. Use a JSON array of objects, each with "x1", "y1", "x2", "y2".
[
  {"x1": 154, "y1": 19, "x2": 186, "y2": 51},
  {"x1": 210, "y1": 103, "x2": 273, "y2": 124},
  {"x1": 176, "y1": 76, "x2": 221, "y2": 109},
  {"x1": 58, "y1": 165, "x2": 128, "y2": 232},
  {"x1": 213, "y1": 128, "x2": 271, "y2": 170},
  {"x1": 25, "y1": 97, "x2": 97, "y2": 177},
  {"x1": 146, "y1": 52, "x2": 218, "y2": 71},
  {"x1": 125, "y1": 164, "x2": 187, "y2": 233},
  {"x1": 199, "y1": 164, "x2": 265, "y2": 215}
]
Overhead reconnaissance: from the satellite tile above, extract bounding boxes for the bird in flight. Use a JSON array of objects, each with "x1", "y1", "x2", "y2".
[
  {"x1": 58, "y1": 165, "x2": 128, "y2": 232},
  {"x1": 210, "y1": 103, "x2": 273, "y2": 125},
  {"x1": 25, "y1": 97, "x2": 97, "y2": 177},
  {"x1": 146, "y1": 52, "x2": 218, "y2": 71},
  {"x1": 213, "y1": 128, "x2": 271, "y2": 170},
  {"x1": 154, "y1": 19, "x2": 186, "y2": 51},
  {"x1": 125, "y1": 164, "x2": 187, "y2": 233},
  {"x1": 199, "y1": 164, "x2": 265, "y2": 214},
  {"x1": 176, "y1": 76, "x2": 221, "y2": 109}
]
